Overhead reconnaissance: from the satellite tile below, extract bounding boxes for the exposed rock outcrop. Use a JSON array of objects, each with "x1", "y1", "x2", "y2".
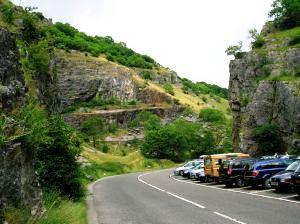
[
  {"x1": 0, "y1": 144, "x2": 43, "y2": 217},
  {"x1": 229, "y1": 32, "x2": 300, "y2": 156},
  {"x1": 54, "y1": 51, "x2": 175, "y2": 111},
  {"x1": 55, "y1": 51, "x2": 138, "y2": 108},
  {"x1": 0, "y1": 28, "x2": 42, "y2": 222},
  {"x1": 0, "y1": 29, "x2": 26, "y2": 113}
]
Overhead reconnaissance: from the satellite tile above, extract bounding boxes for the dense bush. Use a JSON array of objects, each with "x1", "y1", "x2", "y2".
[
  {"x1": 27, "y1": 40, "x2": 50, "y2": 74},
  {"x1": 269, "y1": 0, "x2": 300, "y2": 29},
  {"x1": 129, "y1": 111, "x2": 160, "y2": 129},
  {"x1": 199, "y1": 108, "x2": 225, "y2": 123},
  {"x1": 16, "y1": 106, "x2": 84, "y2": 200},
  {"x1": 36, "y1": 116, "x2": 84, "y2": 200},
  {"x1": 181, "y1": 78, "x2": 228, "y2": 99},
  {"x1": 1, "y1": 2, "x2": 14, "y2": 24},
  {"x1": 289, "y1": 31, "x2": 300, "y2": 45},
  {"x1": 45, "y1": 22, "x2": 157, "y2": 69},
  {"x1": 255, "y1": 124, "x2": 285, "y2": 155}
]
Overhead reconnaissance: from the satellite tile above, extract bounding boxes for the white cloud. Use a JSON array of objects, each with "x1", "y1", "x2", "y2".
[{"x1": 13, "y1": 0, "x2": 274, "y2": 87}]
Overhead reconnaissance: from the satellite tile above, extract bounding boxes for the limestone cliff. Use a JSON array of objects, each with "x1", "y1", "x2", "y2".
[
  {"x1": 54, "y1": 50, "x2": 174, "y2": 111},
  {"x1": 229, "y1": 25, "x2": 300, "y2": 156}
]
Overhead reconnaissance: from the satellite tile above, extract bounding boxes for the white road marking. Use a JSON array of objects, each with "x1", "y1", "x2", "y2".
[
  {"x1": 251, "y1": 189, "x2": 274, "y2": 194},
  {"x1": 167, "y1": 192, "x2": 206, "y2": 208},
  {"x1": 279, "y1": 195, "x2": 298, "y2": 199},
  {"x1": 148, "y1": 184, "x2": 165, "y2": 192},
  {"x1": 139, "y1": 172, "x2": 248, "y2": 224},
  {"x1": 170, "y1": 174, "x2": 300, "y2": 205},
  {"x1": 214, "y1": 211, "x2": 247, "y2": 224}
]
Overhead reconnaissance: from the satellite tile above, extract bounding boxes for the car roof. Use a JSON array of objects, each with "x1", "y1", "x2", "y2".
[{"x1": 254, "y1": 158, "x2": 291, "y2": 165}]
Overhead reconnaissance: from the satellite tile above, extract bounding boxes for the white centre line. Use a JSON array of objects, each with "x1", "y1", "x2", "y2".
[
  {"x1": 214, "y1": 211, "x2": 247, "y2": 224},
  {"x1": 139, "y1": 171, "x2": 248, "y2": 224},
  {"x1": 167, "y1": 192, "x2": 206, "y2": 208}
]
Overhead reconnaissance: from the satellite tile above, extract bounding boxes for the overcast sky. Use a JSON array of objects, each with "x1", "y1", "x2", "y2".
[{"x1": 12, "y1": 0, "x2": 274, "y2": 88}]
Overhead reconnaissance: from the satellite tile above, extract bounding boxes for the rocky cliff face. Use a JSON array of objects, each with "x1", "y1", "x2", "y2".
[
  {"x1": 0, "y1": 29, "x2": 26, "y2": 113},
  {"x1": 0, "y1": 28, "x2": 42, "y2": 222},
  {"x1": 229, "y1": 30, "x2": 300, "y2": 156},
  {"x1": 54, "y1": 50, "x2": 173, "y2": 110}
]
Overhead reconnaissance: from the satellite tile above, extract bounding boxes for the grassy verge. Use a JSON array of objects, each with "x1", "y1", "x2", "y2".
[
  {"x1": 81, "y1": 143, "x2": 176, "y2": 184},
  {"x1": 5, "y1": 192, "x2": 86, "y2": 224}
]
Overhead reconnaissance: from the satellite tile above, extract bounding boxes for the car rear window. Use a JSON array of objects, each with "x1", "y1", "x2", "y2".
[{"x1": 232, "y1": 161, "x2": 244, "y2": 169}]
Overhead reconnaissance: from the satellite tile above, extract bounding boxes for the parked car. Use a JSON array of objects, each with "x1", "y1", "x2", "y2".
[
  {"x1": 174, "y1": 160, "x2": 203, "y2": 176},
  {"x1": 183, "y1": 164, "x2": 203, "y2": 178},
  {"x1": 244, "y1": 159, "x2": 293, "y2": 189},
  {"x1": 189, "y1": 163, "x2": 205, "y2": 180},
  {"x1": 270, "y1": 160, "x2": 300, "y2": 192},
  {"x1": 219, "y1": 158, "x2": 259, "y2": 188},
  {"x1": 204, "y1": 153, "x2": 249, "y2": 183},
  {"x1": 291, "y1": 164, "x2": 300, "y2": 195}
]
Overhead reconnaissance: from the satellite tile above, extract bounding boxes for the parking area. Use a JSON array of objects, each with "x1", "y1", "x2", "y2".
[{"x1": 171, "y1": 174, "x2": 300, "y2": 204}]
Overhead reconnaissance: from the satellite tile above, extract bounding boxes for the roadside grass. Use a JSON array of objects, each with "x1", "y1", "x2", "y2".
[
  {"x1": 81, "y1": 143, "x2": 176, "y2": 184},
  {"x1": 5, "y1": 192, "x2": 86, "y2": 224}
]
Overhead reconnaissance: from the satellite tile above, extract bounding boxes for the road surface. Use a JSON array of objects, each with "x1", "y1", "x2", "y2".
[{"x1": 89, "y1": 169, "x2": 300, "y2": 224}]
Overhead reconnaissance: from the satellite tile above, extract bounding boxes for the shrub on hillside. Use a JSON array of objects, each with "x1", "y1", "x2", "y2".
[
  {"x1": 17, "y1": 106, "x2": 84, "y2": 200},
  {"x1": 255, "y1": 124, "x2": 285, "y2": 155},
  {"x1": 163, "y1": 83, "x2": 175, "y2": 96},
  {"x1": 249, "y1": 29, "x2": 265, "y2": 49},
  {"x1": 199, "y1": 108, "x2": 225, "y2": 123}
]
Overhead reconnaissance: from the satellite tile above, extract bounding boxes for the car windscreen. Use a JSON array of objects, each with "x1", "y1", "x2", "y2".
[{"x1": 287, "y1": 161, "x2": 300, "y2": 171}]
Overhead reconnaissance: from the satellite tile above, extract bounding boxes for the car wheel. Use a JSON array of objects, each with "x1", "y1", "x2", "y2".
[
  {"x1": 263, "y1": 178, "x2": 272, "y2": 189},
  {"x1": 236, "y1": 178, "x2": 245, "y2": 188},
  {"x1": 179, "y1": 170, "x2": 184, "y2": 176}
]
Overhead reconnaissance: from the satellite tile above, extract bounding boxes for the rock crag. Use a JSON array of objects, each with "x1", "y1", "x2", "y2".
[{"x1": 229, "y1": 29, "x2": 300, "y2": 156}]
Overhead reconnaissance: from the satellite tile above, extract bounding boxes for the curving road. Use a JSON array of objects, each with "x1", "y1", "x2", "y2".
[{"x1": 89, "y1": 169, "x2": 300, "y2": 224}]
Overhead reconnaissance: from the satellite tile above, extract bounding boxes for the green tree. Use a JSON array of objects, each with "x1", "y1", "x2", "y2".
[
  {"x1": 269, "y1": 0, "x2": 300, "y2": 29},
  {"x1": 81, "y1": 117, "x2": 104, "y2": 147},
  {"x1": 142, "y1": 126, "x2": 188, "y2": 162},
  {"x1": 255, "y1": 124, "x2": 285, "y2": 155}
]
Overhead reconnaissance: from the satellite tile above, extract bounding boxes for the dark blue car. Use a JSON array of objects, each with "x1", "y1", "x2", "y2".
[{"x1": 244, "y1": 159, "x2": 294, "y2": 188}]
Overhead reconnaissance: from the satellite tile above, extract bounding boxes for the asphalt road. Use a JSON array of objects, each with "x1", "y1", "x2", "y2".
[{"x1": 90, "y1": 169, "x2": 300, "y2": 224}]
